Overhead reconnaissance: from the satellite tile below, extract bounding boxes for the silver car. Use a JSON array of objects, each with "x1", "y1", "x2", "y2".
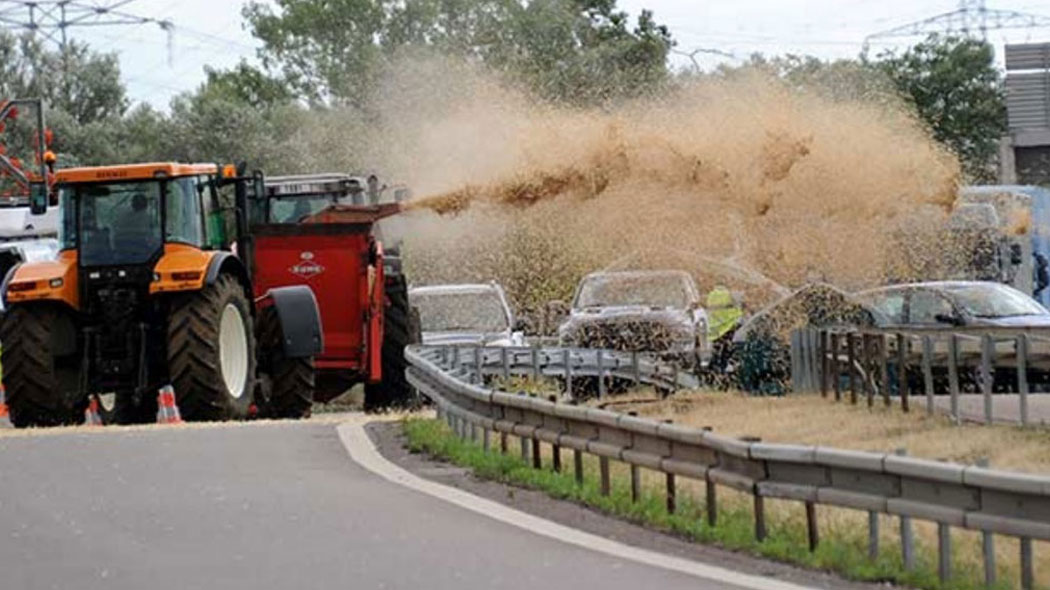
[{"x1": 409, "y1": 282, "x2": 525, "y2": 347}]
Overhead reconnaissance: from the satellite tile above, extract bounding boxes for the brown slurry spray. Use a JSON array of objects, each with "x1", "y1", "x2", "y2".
[{"x1": 375, "y1": 59, "x2": 961, "y2": 317}]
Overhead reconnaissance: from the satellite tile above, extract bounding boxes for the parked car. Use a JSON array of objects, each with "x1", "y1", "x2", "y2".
[
  {"x1": 557, "y1": 270, "x2": 709, "y2": 368},
  {"x1": 854, "y1": 281, "x2": 1050, "y2": 328},
  {"x1": 409, "y1": 282, "x2": 525, "y2": 347}
]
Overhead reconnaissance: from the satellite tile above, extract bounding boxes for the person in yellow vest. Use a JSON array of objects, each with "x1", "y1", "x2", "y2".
[
  {"x1": 705, "y1": 285, "x2": 744, "y2": 388},
  {"x1": 707, "y1": 285, "x2": 743, "y2": 343}
]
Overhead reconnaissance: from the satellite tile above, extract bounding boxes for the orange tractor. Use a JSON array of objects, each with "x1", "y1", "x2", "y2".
[{"x1": 0, "y1": 162, "x2": 323, "y2": 426}]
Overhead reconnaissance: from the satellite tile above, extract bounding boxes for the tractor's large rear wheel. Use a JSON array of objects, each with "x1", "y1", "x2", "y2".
[
  {"x1": 364, "y1": 275, "x2": 420, "y2": 411},
  {"x1": 0, "y1": 304, "x2": 85, "y2": 427},
  {"x1": 258, "y1": 307, "x2": 315, "y2": 419},
  {"x1": 167, "y1": 274, "x2": 256, "y2": 421}
]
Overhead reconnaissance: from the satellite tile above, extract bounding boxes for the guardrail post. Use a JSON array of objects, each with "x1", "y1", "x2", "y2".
[
  {"x1": 666, "y1": 472, "x2": 677, "y2": 514},
  {"x1": 847, "y1": 334, "x2": 857, "y2": 403},
  {"x1": 937, "y1": 522, "x2": 951, "y2": 583},
  {"x1": 703, "y1": 426, "x2": 717, "y2": 527},
  {"x1": 831, "y1": 333, "x2": 841, "y2": 401},
  {"x1": 501, "y1": 347, "x2": 510, "y2": 382},
  {"x1": 922, "y1": 335, "x2": 934, "y2": 416},
  {"x1": 1018, "y1": 333, "x2": 1030, "y2": 427},
  {"x1": 977, "y1": 458, "x2": 995, "y2": 588},
  {"x1": 532, "y1": 437, "x2": 541, "y2": 469},
  {"x1": 631, "y1": 351, "x2": 641, "y2": 386},
  {"x1": 549, "y1": 396, "x2": 562, "y2": 472},
  {"x1": 473, "y1": 346, "x2": 483, "y2": 385},
  {"x1": 664, "y1": 419, "x2": 676, "y2": 513},
  {"x1": 1021, "y1": 536, "x2": 1034, "y2": 590},
  {"x1": 470, "y1": 422, "x2": 478, "y2": 442},
  {"x1": 868, "y1": 511, "x2": 879, "y2": 560},
  {"x1": 897, "y1": 333, "x2": 909, "y2": 412},
  {"x1": 599, "y1": 456, "x2": 610, "y2": 496},
  {"x1": 630, "y1": 464, "x2": 640, "y2": 503},
  {"x1": 574, "y1": 449, "x2": 584, "y2": 486},
  {"x1": 897, "y1": 448, "x2": 915, "y2": 570},
  {"x1": 806, "y1": 501, "x2": 819, "y2": 551},
  {"x1": 948, "y1": 334, "x2": 960, "y2": 424},
  {"x1": 441, "y1": 346, "x2": 449, "y2": 368},
  {"x1": 520, "y1": 436, "x2": 529, "y2": 462},
  {"x1": 500, "y1": 432, "x2": 508, "y2": 454},
  {"x1": 879, "y1": 334, "x2": 890, "y2": 406},
  {"x1": 451, "y1": 345, "x2": 460, "y2": 370},
  {"x1": 532, "y1": 347, "x2": 541, "y2": 382},
  {"x1": 981, "y1": 334, "x2": 994, "y2": 424},
  {"x1": 564, "y1": 349, "x2": 573, "y2": 398},
  {"x1": 754, "y1": 492, "x2": 766, "y2": 542},
  {"x1": 597, "y1": 349, "x2": 607, "y2": 399},
  {"x1": 482, "y1": 427, "x2": 490, "y2": 452},
  {"x1": 819, "y1": 330, "x2": 829, "y2": 397}
]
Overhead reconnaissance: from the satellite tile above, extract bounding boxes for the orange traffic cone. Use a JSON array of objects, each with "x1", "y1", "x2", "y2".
[
  {"x1": 84, "y1": 396, "x2": 103, "y2": 426},
  {"x1": 156, "y1": 385, "x2": 183, "y2": 424},
  {"x1": 0, "y1": 384, "x2": 12, "y2": 428}
]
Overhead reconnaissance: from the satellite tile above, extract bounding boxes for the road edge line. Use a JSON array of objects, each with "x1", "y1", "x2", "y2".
[{"x1": 336, "y1": 420, "x2": 820, "y2": 590}]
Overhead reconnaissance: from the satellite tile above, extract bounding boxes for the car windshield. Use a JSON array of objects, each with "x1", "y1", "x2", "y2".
[
  {"x1": 412, "y1": 290, "x2": 510, "y2": 333},
  {"x1": 60, "y1": 181, "x2": 163, "y2": 266},
  {"x1": 575, "y1": 274, "x2": 692, "y2": 309},
  {"x1": 943, "y1": 284, "x2": 1048, "y2": 318},
  {"x1": 267, "y1": 196, "x2": 336, "y2": 223}
]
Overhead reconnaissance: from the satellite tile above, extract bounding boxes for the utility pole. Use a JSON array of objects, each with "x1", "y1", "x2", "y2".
[{"x1": 865, "y1": 0, "x2": 1050, "y2": 47}]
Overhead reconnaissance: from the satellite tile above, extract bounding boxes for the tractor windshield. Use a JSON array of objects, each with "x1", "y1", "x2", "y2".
[{"x1": 59, "y1": 180, "x2": 163, "y2": 266}]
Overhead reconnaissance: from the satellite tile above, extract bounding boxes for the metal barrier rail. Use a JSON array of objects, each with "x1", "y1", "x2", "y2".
[
  {"x1": 790, "y1": 327, "x2": 1050, "y2": 426},
  {"x1": 406, "y1": 343, "x2": 1050, "y2": 589},
  {"x1": 433, "y1": 345, "x2": 700, "y2": 396}
]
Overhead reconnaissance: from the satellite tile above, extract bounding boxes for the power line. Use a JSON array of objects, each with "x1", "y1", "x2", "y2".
[
  {"x1": 0, "y1": 0, "x2": 173, "y2": 58},
  {"x1": 866, "y1": 0, "x2": 1050, "y2": 44}
]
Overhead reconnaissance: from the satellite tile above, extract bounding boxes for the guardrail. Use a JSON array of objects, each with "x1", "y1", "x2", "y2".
[
  {"x1": 430, "y1": 345, "x2": 699, "y2": 397},
  {"x1": 790, "y1": 327, "x2": 1050, "y2": 427},
  {"x1": 406, "y1": 343, "x2": 1050, "y2": 589}
]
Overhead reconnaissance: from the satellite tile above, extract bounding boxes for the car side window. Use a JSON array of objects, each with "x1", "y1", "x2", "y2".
[
  {"x1": 908, "y1": 290, "x2": 955, "y2": 324},
  {"x1": 869, "y1": 293, "x2": 905, "y2": 324}
]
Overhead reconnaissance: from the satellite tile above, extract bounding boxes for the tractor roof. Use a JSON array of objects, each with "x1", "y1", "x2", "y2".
[{"x1": 55, "y1": 162, "x2": 218, "y2": 184}]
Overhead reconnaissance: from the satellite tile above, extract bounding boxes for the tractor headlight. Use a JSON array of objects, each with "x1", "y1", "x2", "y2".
[{"x1": 48, "y1": 278, "x2": 63, "y2": 288}]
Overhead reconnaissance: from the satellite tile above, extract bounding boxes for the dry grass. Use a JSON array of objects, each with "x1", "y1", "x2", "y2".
[{"x1": 602, "y1": 391, "x2": 1050, "y2": 474}]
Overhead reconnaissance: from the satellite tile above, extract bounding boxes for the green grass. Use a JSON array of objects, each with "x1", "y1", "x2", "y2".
[{"x1": 403, "y1": 417, "x2": 1019, "y2": 590}]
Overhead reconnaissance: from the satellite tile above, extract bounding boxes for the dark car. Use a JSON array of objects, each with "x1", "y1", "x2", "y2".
[{"x1": 854, "y1": 281, "x2": 1050, "y2": 329}]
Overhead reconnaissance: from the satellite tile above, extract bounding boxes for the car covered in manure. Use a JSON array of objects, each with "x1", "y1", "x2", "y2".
[{"x1": 557, "y1": 270, "x2": 709, "y2": 368}]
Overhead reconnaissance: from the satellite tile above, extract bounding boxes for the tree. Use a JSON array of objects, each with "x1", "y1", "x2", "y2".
[
  {"x1": 242, "y1": 0, "x2": 673, "y2": 106},
  {"x1": 873, "y1": 34, "x2": 1006, "y2": 182}
]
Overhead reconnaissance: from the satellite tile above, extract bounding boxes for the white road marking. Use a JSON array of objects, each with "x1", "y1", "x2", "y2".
[{"x1": 336, "y1": 420, "x2": 823, "y2": 590}]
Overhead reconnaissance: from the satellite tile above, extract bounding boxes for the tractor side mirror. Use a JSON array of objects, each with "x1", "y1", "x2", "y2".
[{"x1": 29, "y1": 183, "x2": 47, "y2": 215}]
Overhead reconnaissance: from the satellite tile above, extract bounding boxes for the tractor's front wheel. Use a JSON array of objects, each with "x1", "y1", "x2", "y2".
[
  {"x1": 167, "y1": 274, "x2": 256, "y2": 421},
  {"x1": 0, "y1": 304, "x2": 85, "y2": 427}
]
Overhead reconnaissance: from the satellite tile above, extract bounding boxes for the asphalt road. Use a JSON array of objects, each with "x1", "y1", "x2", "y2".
[{"x1": 0, "y1": 420, "x2": 761, "y2": 590}]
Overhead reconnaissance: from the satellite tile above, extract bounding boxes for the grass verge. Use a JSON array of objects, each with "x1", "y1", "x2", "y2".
[{"x1": 403, "y1": 417, "x2": 1024, "y2": 590}]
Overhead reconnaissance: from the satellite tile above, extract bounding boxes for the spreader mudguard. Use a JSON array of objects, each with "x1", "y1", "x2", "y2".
[{"x1": 262, "y1": 285, "x2": 324, "y2": 358}]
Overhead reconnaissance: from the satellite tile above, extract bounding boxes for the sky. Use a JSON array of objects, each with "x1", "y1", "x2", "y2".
[{"x1": 15, "y1": 0, "x2": 1050, "y2": 110}]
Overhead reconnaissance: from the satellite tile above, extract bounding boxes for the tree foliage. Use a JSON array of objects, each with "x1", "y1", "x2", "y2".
[
  {"x1": 872, "y1": 35, "x2": 1006, "y2": 182},
  {"x1": 242, "y1": 0, "x2": 673, "y2": 106}
]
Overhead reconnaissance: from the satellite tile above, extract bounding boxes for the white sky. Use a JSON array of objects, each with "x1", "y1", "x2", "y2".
[{"x1": 22, "y1": 0, "x2": 1050, "y2": 110}]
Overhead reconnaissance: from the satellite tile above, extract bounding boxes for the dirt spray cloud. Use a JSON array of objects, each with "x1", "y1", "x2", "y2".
[{"x1": 371, "y1": 57, "x2": 962, "y2": 320}]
